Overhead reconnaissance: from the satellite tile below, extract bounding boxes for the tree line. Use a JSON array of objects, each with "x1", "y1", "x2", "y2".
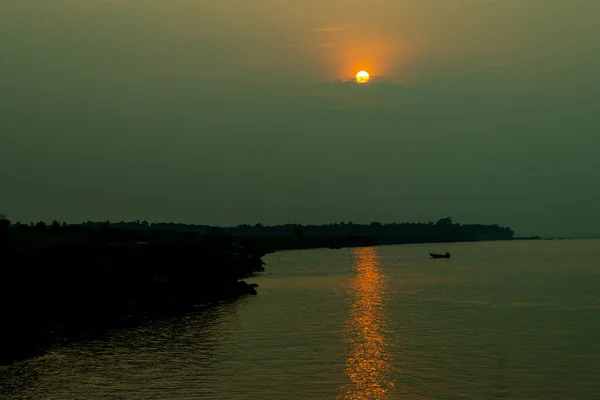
[{"x1": 1, "y1": 215, "x2": 514, "y2": 242}]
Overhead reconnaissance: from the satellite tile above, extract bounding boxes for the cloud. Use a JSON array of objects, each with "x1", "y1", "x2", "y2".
[
  {"x1": 318, "y1": 42, "x2": 336, "y2": 48},
  {"x1": 310, "y1": 24, "x2": 352, "y2": 33}
]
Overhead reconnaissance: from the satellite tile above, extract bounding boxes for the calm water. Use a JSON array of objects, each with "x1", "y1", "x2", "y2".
[{"x1": 2, "y1": 240, "x2": 600, "y2": 399}]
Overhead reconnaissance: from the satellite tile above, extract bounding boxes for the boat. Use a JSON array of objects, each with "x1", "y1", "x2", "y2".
[{"x1": 430, "y1": 252, "x2": 451, "y2": 259}]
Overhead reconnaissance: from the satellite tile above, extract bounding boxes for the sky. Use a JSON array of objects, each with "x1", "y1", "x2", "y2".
[{"x1": 1, "y1": 0, "x2": 599, "y2": 236}]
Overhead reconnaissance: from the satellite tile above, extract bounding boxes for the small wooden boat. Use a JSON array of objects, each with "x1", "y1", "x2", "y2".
[{"x1": 430, "y1": 252, "x2": 451, "y2": 259}]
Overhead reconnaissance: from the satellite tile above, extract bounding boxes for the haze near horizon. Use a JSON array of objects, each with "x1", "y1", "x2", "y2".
[{"x1": 1, "y1": 0, "x2": 599, "y2": 237}]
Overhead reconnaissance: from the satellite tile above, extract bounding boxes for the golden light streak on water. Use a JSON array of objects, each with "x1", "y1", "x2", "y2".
[{"x1": 339, "y1": 247, "x2": 394, "y2": 399}]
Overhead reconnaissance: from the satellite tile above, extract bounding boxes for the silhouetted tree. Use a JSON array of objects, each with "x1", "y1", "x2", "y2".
[
  {"x1": 34, "y1": 221, "x2": 47, "y2": 231},
  {"x1": 436, "y1": 217, "x2": 453, "y2": 226},
  {"x1": 0, "y1": 215, "x2": 10, "y2": 232}
]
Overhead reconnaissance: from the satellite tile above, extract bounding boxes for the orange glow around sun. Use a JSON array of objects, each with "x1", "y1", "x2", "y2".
[{"x1": 315, "y1": 28, "x2": 417, "y2": 84}]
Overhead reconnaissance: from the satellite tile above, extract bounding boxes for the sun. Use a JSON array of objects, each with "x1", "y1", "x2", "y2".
[{"x1": 356, "y1": 70, "x2": 370, "y2": 84}]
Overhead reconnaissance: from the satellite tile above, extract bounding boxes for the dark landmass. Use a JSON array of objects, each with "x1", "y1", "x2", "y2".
[
  {"x1": 0, "y1": 215, "x2": 513, "y2": 365},
  {"x1": 0, "y1": 218, "x2": 266, "y2": 366},
  {"x1": 71, "y1": 216, "x2": 515, "y2": 250}
]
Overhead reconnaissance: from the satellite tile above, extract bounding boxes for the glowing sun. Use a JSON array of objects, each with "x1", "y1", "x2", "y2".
[{"x1": 356, "y1": 70, "x2": 370, "y2": 84}]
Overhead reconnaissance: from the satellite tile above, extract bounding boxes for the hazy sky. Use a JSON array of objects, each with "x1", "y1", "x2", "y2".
[{"x1": 1, "y1": 0, "x2": 599, "y2": 236}]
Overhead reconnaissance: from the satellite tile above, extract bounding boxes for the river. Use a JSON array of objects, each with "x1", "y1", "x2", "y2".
[{"x1": 2, "y1": 239, "x2": 600, "y2": 399}]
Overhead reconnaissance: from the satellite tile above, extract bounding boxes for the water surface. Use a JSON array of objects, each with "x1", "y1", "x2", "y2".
[{"x1": 2, "y1": 239, "x2": 600, "y2": 399}]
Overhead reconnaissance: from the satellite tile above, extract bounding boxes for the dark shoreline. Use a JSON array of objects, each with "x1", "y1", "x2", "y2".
[{"x1": 0, "y1": 232, "x2": 267, "y2": 366}]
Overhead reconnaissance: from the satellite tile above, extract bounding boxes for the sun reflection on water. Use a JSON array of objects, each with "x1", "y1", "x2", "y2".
[{"x1": 339, "y1": 247, "x2": 394, "y2": 400}]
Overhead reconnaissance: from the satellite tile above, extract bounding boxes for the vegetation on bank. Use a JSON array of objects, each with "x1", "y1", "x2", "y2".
[{"x1": 0, "y1": 215, "x2": 513, "y2": 365}]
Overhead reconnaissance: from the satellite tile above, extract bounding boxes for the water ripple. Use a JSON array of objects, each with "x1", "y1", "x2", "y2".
[{"x1": 2, "y1": 240, "x2": 600, "y2": 399}]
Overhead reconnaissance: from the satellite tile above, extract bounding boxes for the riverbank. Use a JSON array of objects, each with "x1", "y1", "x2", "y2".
[{"x1": 0, "y1": 228, "x2": 267, "y2": 366}]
